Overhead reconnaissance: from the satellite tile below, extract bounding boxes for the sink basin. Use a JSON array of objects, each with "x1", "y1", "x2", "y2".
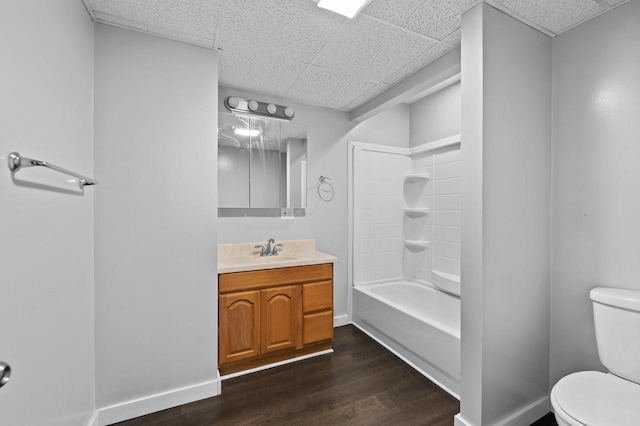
[{"x1": 250, "y1": 255, "x2": 299, "y2": 262}]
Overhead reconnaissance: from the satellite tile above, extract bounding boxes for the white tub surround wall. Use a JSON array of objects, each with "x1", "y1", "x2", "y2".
[
  {"x1": 94, "y1": 25, "x2": 219, "y2": 425},
  {"x1": 218, "y1": 239, "x2": 337, "y2": 273},
  {"x1": 354, "y1": 147, "x2": 409, "y2": 284},
  {"x1": 458, "y1": 3, "x2": 552, "y2": 426},
  {"x1": 408, "y1": 145, "x2": 462, "y2": 288},
  {"x1": 351, "y1": 137, "x2": 462, "y2": 288},
  {"x1": 550, "y1": 0, "x2": 640, "y2": 388},
  {"x1": 0, "y1": 1, "x2": 96, "y2": 424}
]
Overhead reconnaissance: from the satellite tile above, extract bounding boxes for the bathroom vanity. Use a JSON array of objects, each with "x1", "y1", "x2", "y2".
[{"x1": 217, "y1": 240, "x2": 336, "y2": 375}]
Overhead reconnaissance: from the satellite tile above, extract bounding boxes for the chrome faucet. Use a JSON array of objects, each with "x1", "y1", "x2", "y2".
[{"x1": 255, "y1": 238, "x2": 284, "y2": 256}]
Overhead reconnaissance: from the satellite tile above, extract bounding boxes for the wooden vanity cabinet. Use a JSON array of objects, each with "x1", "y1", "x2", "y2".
[{"x1": 218, "y1": 264, "x2": 333, "y2": 375}]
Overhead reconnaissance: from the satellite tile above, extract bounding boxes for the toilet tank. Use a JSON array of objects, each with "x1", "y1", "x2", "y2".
[{"x1": 590, "y1": 287, "x2": 640, "y2": 384}]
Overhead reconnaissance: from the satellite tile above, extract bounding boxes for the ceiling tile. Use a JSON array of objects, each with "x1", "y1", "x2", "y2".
[
  {"x1": 363, "y1": 0, "x2": 476, "y2": 41},
  {"x1": 443, "y1": 29, "x2": 461, "y2": 47},
  {"x1": 218, "y1": 49, "x2": 310, "y2": 97},
  {"x1": 285, "y1": 66, "x2": 378, "y2": 110},
  {"x1": 494, "y1": 0, "x2": 605, "y2": 34},
  {"x1": 313, "y1": 15, "x2": 436, "y2": 83},
  {"x1": 217, "y1": 0, "x2": 345, "y2": 64},
  {"x1": 93, "y1": 11, "x2": 216, "y2": 47},
  {"x1": 342, "y1": 82, "x2": 391, "y2": 111},
  {"x1": 601, "y1": 0, "x2": 627, "y2": 5},
  {"x1": 384, "y1": 42, "x2": 456, "y2": 86},
  {"x1": 91, "y1": 0, "x2": 219, "y2": 40}
]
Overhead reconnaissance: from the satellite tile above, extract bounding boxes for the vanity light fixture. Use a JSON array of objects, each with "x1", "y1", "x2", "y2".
[
  {"x1": 224, "y1": 96, "x2": 294, "y2": 120},
  {"x1": 233, "y1": 127, "x2": 260, "y2": 137},
  {"x1": 317, "y1": 0, "x2": 371, "y2": 19}
]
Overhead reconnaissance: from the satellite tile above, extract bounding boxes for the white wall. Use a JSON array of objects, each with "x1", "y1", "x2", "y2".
[
  {"x1": 0, "y1": 1, "x2": 95, "y2": 425},
  {"x1": 410, "y1": 82, "x2": 461, "y2": 147},
  {"x1": 94, "y1": 25, "x2": 219, "y2": 424},
  {"x1": 550, "y1": 0, "x2": 640, "y2": 387},
  {"x1": 218, "y1": 86, "x2": 409, "y2": 322},
  {"x1": 459, "y1": 3, "x2": 552, "y2": 426}
]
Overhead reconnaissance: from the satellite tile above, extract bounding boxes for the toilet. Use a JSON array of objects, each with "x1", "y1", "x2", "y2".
[{"x1": 551, "y1": 287, "x2": 640, "y2": 426}]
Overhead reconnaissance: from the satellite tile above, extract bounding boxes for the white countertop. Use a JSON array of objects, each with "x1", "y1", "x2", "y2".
[{"x1": 218, "y1": 239, "x2": 337, "y2": 274}]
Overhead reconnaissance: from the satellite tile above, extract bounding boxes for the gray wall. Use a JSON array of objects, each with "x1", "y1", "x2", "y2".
[
  {"x1": 0, "y1": 1, "x2": 95, "y2": 425},
  {"x1": 550, "y1": 0, "x2": 640, "y2": 387},
  {"x1": 410, "y1": 81, "x2": 461, "y2": 147},
  {"x1": 460, "y1": 3, "x2": 551, "y2": 425},
  {"x1": 94, "y1": 24, "x2": 219, "y2": 420},
  {"x1": 218, "y1": 86, "x2": 409, "y2": 320}
]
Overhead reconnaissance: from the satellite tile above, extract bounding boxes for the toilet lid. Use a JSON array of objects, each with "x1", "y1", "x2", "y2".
[{"x1": 554, "y1": 371, "x2": 640, "y2": 426}]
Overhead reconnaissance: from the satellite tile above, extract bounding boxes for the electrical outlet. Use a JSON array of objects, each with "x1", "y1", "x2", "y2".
[{"x1": 281, "y1": 208, "x2": 294, "y2": 220}]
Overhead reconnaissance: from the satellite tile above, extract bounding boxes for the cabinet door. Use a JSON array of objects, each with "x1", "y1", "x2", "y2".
[
  {"x1": 219, "y1": 290, "x2": 260, "y2": 366},
  {"x1": 261, "y1": 285, "x2": 299, "y2": 354}
]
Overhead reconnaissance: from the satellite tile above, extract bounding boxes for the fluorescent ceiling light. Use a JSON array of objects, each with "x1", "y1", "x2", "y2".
[
  {"x1": 233, "y1": 127, "x2": 260, "y2": 137},
  {"x1": 317, "y1": 0, "x2": 371, "y2": 19}
]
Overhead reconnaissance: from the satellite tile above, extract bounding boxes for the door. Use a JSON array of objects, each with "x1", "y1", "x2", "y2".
[
  {"x1": 261, "y1": 285, "x2": 299, "y2": 354},
  {"x1": 219, "y1": 291, "x2": 261, "y2": 365}
]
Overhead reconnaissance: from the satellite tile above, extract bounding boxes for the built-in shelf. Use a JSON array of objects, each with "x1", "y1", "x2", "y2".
[
  {"x1": 404, "y1": 173, "x2": 431, "y2": 183},
  {"x1": 404, "y1": 207, "x2": 430, "y2": 218},
  {"x1": 404, "y1": 240, "x2": 430, "y2": 251},
  {"x1": 432, "y1": 270, "x2": 461, "y2": 297}
]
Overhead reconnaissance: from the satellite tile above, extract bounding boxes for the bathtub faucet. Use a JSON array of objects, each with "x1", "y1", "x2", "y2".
[{"x1": 255, "y1": 238, "x2": 284, "y2": 256}]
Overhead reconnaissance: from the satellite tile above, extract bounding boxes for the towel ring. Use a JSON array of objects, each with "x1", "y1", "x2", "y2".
[{"x1": 318, "y1": 176, "x2": 334, "y2": 201}]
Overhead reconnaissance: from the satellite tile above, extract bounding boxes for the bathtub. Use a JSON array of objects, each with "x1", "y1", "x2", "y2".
[{"x1": 352, "y1": 280, "x2": 460, "y2": 398}]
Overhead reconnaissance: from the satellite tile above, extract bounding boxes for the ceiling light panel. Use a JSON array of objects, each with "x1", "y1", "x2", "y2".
[
  {"x1": 217, "y1": 0, "x2": 345, "y2": 63},
  {"x1": 363, "y1": 0, "x2": 476, "y2": 41},
  {"x1": 493, "y1": 0, "x2": 605, "y2": 34},
  {"x1": 285, "y1": 66, "x2": 378, "y2": 110},
  {"x1": 317, "y1": 0, "x2": 371, "y2": 19},
  {"x1": 91, "y1": 0, "x2": 219, "y2": 42},
  {"x1": 313, "y1": 15, "x2": 436, "y2": 83}
]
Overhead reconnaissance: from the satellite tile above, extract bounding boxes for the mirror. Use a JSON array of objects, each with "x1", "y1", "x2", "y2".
[{"x1": 218, "y1": 112, "x2": 307, "y2": 213}]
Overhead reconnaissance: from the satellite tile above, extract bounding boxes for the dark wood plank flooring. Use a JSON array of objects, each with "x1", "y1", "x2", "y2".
[
  {"x1": 115, "y1": 325, "x2": 558, "y2": 425},
  {"x1": 116, "y1": 325, "x2": 460, "y2": 425}
]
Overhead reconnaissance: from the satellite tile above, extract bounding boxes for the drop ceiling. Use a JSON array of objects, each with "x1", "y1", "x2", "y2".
[{"x1": 85, "y1": 0, "x2": 628, "y2": 111}]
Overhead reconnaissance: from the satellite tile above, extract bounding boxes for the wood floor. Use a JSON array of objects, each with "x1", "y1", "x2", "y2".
[{"x1": 116, "y1": 325, "x2": 460, "y2": 425}]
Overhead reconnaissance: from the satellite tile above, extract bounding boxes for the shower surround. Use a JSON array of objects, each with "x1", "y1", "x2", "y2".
[{"x1": 348, "y1": 135, "x2": 462, "y2": 397}]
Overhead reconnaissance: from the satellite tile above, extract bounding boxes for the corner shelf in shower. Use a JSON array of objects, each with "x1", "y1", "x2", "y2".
[
  {"x1": 404, "y1": 240, "x2": 430, "y2": 251},
  {"x1": 404, "y1": 207, "x2": 430, "y2": 218},
  {"x1": 432, "y1": 270, "x2": 461, "y2": 297},
  {"x1": 404, "y1": 173, "x2": 431, "y2": 183}
]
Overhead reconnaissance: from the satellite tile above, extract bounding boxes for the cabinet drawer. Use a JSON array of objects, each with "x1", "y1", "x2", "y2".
[
  {"x1": 219, "y1": 263, "x2": 333, "y2": 294},
  {"x1": 303, "y1": 281, "x2": 332, "y2": 313},
  {"x1": 303, "y1": 310, "x2": 333, "y2": 345}
]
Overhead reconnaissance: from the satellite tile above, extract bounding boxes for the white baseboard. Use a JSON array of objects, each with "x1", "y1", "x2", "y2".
[
  {"x1": 454, "y1": 414, "x2": 472, "y2": 426},
  {"x1": 495, "y1": 396, "x2": 550, "y2": 426},
  {"x1": 97, "y1": 378, "x2": 220, "y2": 426},
  {"x1": 221, "y1": 349, "x2": 334, "y2": 381},
  {"x1": 333, "y1": 314, "x2": 349, "y2": 327},
  {"x1": 453, "y1": 396, "x2": 550, "y2": 426}
]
